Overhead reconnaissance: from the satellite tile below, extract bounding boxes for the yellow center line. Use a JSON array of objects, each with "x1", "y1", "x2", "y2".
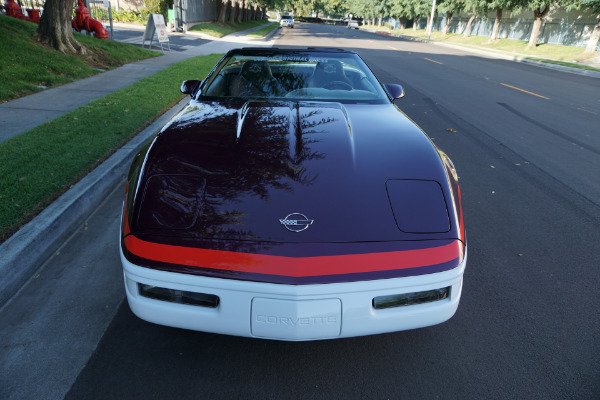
[
  {"x1": 387, "y1": 45, "x2": 398, "y2": 50},
  {"x1": 501, "y1": 83, "x2": 550, "y2": 100},
  {"x1": 424, "y1": 58, "x2": 443, "y2": 65}
]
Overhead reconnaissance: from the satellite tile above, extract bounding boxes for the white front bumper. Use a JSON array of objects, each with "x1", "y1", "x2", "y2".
[{"x1": 121, "y1": 248, "x2": 466, "y2": 341}]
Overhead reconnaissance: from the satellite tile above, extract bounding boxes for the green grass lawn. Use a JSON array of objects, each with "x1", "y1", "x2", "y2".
[
  {"x1": 362, "y1": 27, "x2": 599, "y2": 70},
  {"x1": 0, "y1": 15, "x2": 159, "y2": 103},
  {"x1": 0, "y1": 53, "x2": 224, "y2": 242},
  {"x1": 247, "y1": 22, "x2": 279, "y2": 38},
  {"x1": 188, "y1": 20, "x2": 271, "y2": 38}
]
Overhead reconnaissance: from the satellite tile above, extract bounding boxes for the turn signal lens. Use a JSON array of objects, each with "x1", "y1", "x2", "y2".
[
  {"x1": 373, "y1": 287, "x2": 450, "y2": 309},
  {"x1": 138, "y1": 284, "x2": 219, "y2": 308}
]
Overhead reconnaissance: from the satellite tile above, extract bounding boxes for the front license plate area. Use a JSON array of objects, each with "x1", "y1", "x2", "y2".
[{"x1": 251, "y1": 298, "x2": 341, "y2": 340}]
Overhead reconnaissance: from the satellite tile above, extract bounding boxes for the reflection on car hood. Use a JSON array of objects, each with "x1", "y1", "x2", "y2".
[{"x1": 132, "y1": 100, "x2": 457, "y2": 243}]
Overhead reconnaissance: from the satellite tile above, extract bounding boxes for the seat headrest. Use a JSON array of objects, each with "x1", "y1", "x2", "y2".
[
  {"x1": 314, "y1": 60, "x2": 345, "y2": 76},
  {"x1": 240, "y1": 60, "x2": 273, "y2": 81}
]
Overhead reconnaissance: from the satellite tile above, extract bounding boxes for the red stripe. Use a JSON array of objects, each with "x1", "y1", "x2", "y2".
[{"x1": 123, "y1": 234, "x2": 462, "y2": 277}]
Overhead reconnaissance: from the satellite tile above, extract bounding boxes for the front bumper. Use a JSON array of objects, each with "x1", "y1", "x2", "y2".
[{"x1": 121, "y1": 245, "x2": 466, "y2": 341}]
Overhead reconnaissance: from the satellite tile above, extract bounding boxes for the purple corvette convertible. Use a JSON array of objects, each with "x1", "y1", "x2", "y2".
[{"x1": 119, "y1": 47, "x2": 467, "y2": 341}]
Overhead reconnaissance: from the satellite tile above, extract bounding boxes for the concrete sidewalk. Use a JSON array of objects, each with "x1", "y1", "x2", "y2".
[{"x1": 0, "y1": 23, "x2": 280, "y2": 306}]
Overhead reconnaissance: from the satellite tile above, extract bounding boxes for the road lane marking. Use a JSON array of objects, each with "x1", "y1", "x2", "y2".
[
  {"x1": 387, "y1": 45, "x2": 398, "y2": 50},
  {"x1": 500, "y1": 83, "x2": 550, "y2": 100},
  {"x1": 424, "y1": 58, "x2": 443, "y2": 64}
]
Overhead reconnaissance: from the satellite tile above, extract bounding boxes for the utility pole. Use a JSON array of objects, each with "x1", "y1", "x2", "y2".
[{"x1": 427, "y1": 0, "x2": 437, "y2": 40}]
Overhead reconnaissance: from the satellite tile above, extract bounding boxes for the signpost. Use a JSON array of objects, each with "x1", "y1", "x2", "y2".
[{"x1": 142, "y1": 13, "x2": 170, "y2": 52}]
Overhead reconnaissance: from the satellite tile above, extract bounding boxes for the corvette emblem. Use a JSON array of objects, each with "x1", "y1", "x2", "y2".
[{"x1": 279, "y1": 213, "x2": 314, "y2": 232}]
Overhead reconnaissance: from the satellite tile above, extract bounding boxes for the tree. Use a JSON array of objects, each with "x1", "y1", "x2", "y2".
[
  {"x1": 229, "y1": 0, "x2": 239, "y2": 23},
  {"x1": 462, "y1": 0, "x2": 488, "y2": 37},
  {"x1": 525, "y1": 0, "x2": 553, "y2": 47},
  {"x1": 566, "y1": 0, "x2": 600, "y2": 53},
  {"x1": 410, "y1": 0, "x2": 431, "y2": 30},
  {"x1": 488, "y1": 0, "x2": 517, "y2": 42},
  {"x1": 486, "y1": 0, "x2": 531, "y2": 42},
  {"x1": 375, "y1": 0, "x2": 392, "y2": 27},
  {"x1": 438, "y1": 0, "x2": 466, "y2": 35},
  {"x1": 322, "y1": 0, "x2": 349, "y2": 16},
  {"x1": 346, "y1": 0, "x2": 378, "y2": 23},
  {"x1": 218, "y1": 0, "x2": 230, "y2": 24},
  {"x1": 390, "y1": 0, "x2": 412, "y2": 29},
  {"x1": 36, "y1": 0, "x2": 85, "y2": 54},
  {"x1": 387, "y1": 0, "x2": 430, "y2": 30},
  {"x1": 237, "y1": 0, "x2": 244, "y2": 23}
]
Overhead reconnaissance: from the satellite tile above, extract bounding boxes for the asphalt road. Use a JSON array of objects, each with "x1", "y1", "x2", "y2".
[{"x1": 1, "y1": 23, "x2": 599, "y2": 400}]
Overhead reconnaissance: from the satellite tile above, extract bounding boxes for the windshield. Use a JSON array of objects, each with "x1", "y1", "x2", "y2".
[
  {"x1": 281, "y1": 15, "x2": 293, "y2": 20},
  {"x1": 200, "y1": 50, "x2": 390, "y2": 104}
]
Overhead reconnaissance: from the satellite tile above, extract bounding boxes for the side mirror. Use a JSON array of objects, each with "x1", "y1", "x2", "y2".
[
  {"x1": 180, "y1": 80, "x2": 201, "y2": 96},
  {"x1": 384, "y1": 83, "x2": 405, "y2": 100}
]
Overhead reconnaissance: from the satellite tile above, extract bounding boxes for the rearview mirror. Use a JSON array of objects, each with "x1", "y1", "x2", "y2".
[
  {"x1": 180, "y1": 80, "x2": 201, "y2": 96},
  {"x1": 384, "y1": 83, "x2": 405, "y2": 100}
]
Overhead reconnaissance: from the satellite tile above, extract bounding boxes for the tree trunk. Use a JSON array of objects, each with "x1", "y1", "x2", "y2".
[
  {"x1": 586, "y1": 17, "x2": 600, "y2": 54},
  {"x1": 36, "y1": 0, "x2": 85, "y2": 54},
  {"x1": 229, "y1": 0, "x2": 238, "y2": 24},
  {"x1": 398, "y1": 17, "x2": 405, "y2": 30},
  {"x1": 413, "y1": 16, "x2": 419, "y2": 31},
  {"x1": 442, "y1": 12, "x2": 453, "y2": 36},
  {"x1": 378, "y1": 14, "x2": 383, "y2": 28},
  {"x1": 463, "y1": 9, "x2": 476, "y2": 38},
  {"x1": 527, "y1": 6, "x2": 550, "y2": 48},
  {"x1": 217, "y1": 0, "x2": 229, "y2": 24},
  {"x1": 490, "y1": 8, "x2": 502, "y2": 42},
  {"x1": 236, "y1": 1, "x2": 243, "y2": 24}
]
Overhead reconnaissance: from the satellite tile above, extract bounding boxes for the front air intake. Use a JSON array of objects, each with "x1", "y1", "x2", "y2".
[
  {"x1": 373, "y1": 287, "x2": 450, "y2": 309},
  {"x1": 138, "y1": 284, "x2": 219, "y2": 308}
]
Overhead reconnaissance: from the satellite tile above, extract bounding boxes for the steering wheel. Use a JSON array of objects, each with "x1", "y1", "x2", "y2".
[{"x1": 322, "y1": 81, "x2": 353, "y2": 91}]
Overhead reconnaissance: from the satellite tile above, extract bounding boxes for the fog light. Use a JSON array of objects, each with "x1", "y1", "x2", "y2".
[
  {"x1": 138, "y1": 284, "x2": 219, "y2": 308},
  {"x1": 373, "y1": 287, "x2": 450, "y2": 309}
]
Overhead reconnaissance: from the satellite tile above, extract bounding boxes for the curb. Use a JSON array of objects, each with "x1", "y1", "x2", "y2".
[
  {"x1": 0, "y1": 97, "x2": 189, "y2": 307},
  {"x1": 260, "y1": 24, "x2": 281, "y2": 41},
  {"x1": 363, "y1": 29, "x2": 600, "y2": 79}
]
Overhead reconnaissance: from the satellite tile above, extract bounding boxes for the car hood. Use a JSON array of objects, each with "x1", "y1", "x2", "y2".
[{"x1": 130, "y1": 100, "x2": 458, "y2": 244}]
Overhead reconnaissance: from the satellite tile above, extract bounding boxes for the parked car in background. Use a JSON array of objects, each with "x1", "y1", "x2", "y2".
[
  {"x1": 120, "y1": 47, "x2": 467, "y2": 341},
  {"x1": 347, "y1": 20, "x2": 359, "y2": 29},
  {"x1": 280, "y1": 15, "x2": 294, "y2": 28}
]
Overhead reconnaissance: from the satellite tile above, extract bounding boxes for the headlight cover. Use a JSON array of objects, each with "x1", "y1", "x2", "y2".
[{"x1": 386, "y1": 179, "x2": 450, "y2": 233}]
